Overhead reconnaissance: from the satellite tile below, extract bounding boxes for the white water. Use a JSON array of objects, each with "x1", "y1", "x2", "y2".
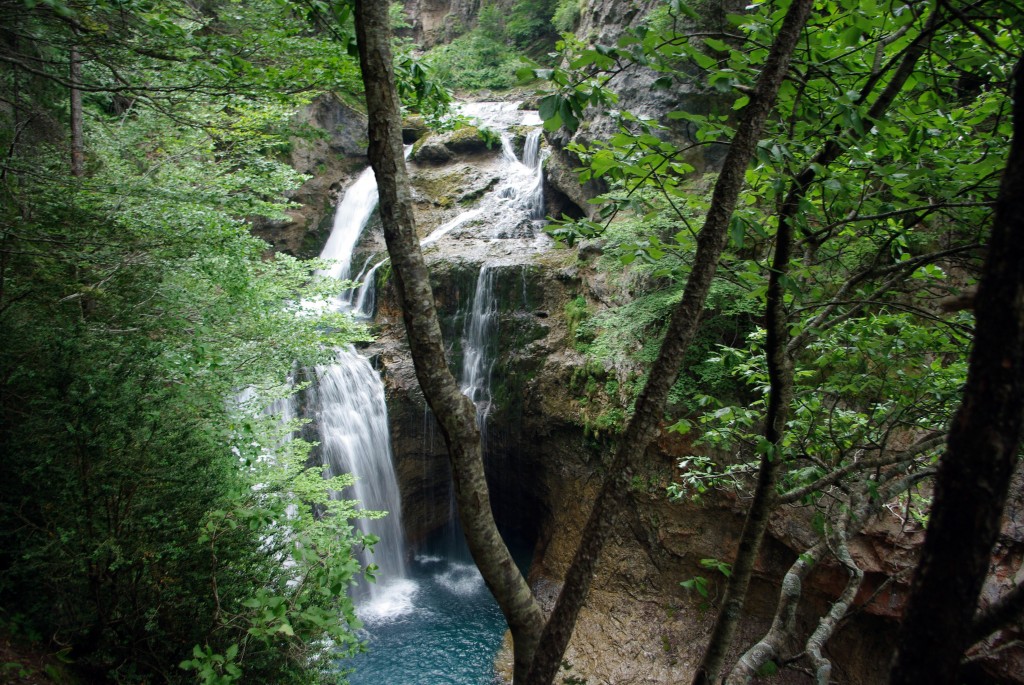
[
  {"x1": 354, "y1": 104, "x2": 548, "y2": 322},
  {"x1": 459, "y1": 265, "x2": 498, "y2": 425},
  {"x1": 318, "y1": 169, "x2": 380, "y2": 303},
  {"x1": 312, "y1": 165, "x2": 410, "y2": 607},
  {"x1": 313, "y1": 103, "x2": 546, "y2": 635}
]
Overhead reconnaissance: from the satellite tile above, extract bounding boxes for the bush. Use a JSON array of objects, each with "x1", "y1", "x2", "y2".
[
  {"x1": 424, "y1": 33, "x2": 535, "y2": 91},
  {"x1": 552, "y1": 0, "x2": 581, "y2": 32}
]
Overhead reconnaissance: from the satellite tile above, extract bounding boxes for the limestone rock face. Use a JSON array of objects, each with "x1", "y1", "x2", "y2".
[
  {"x1": 400, "y1": 0, "x2": 483, "y2": 48},
  {"x1": 542, "y1": 0, "x2": 738, "y2": 213},
  {"x1": 250, "y1": 94, "x2": 368, "y2": 258}
]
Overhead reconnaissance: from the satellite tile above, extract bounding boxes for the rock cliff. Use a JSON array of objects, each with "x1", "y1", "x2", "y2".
[{"x1": 348, "y1": 122, "x2": 917, "y2": 684}]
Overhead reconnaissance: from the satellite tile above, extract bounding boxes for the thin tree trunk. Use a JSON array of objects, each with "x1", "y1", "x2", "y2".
[
  {"x1": 805, "y1": 502, "x2": 864, "y2": 685},
  {"x1": 351, "y1": 3, "x2": 544, "y2": 680},
  {"x1": 523, "y1": 1, "x2": 814, "y2": 682},
  {"x1": 70, "y1": 46, "x2": 84, "y2": 178},
  {"x1": 691, "y1": 96, "x2": 798, "y2": 685},
  {"x1": 696, "y1": 13, "x2": 941, "y2": 683},
  {"x1": 725, "y1": 468, "x2": 931, "y2": 685},
  {"x1": 889, "y1": 54, "x2": 1024, "y2": 685},
  {"x1": 724, "y1": 542, "x2": 825, "y2": 685}
]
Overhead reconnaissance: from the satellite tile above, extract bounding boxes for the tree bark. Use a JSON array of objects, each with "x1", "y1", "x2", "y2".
[
  {"x1": 889, "y1": 53, "x2": 1024, "y2": 685},
  {"x1": 522, "y1": 1, "x2": 814, "y2": 682},
  {"x1": 724, "y1": 542, "x2": 825, "y2": 685},
  {"x1": 351, "y1": 2, "x2": 545, "y2": 680},
  {"x1": 70, "y1": 46, "x2": 84, "y2": 178},
  {"x1": 691, "y1": 86, "x2": 798, "y2": 685}
]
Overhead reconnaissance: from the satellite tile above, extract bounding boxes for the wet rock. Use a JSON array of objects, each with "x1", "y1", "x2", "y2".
[
  {"x1": 545, "y1": 144, "x2": 607, "y2": 220},
  {"x1": 402, "y1": 115, "x2": 430, "y2": 143},
  {"x1": 250, "y1": 94, "x2": 367, "y2": 258},
  {"x1": 412, "y1": 139, "x2": 454, "y2": 164}
]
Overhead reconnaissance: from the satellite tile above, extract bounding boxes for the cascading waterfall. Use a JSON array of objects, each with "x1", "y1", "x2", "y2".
[
  {"x1": 521, "y1": 128, "x2": 546, "y2": 220},
  {"x1": 341, "y1": 101, "x2": 546, "y2": 685},
  {"x1": 351, "y1": 107, "x2": 547, "y2": 322},
  {"x1": 310, "y1": 166, "x2": 409, "y2": 609},
  {"x1": 459, "y1": 265, "x2": 498, "y2": 425},
  {"x1": 310, "y1": 355, "x2": 409, "y2": 600}
]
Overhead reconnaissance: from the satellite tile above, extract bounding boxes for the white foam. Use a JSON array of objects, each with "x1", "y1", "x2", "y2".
[
  {"x1": 435, "y1": 562, "x2": 485, "y2": 596},
  {"x1": 357, "y1": 578, "x2": 420, "y2": 623},
  {"x1": 420, "y1": 209, "x2": 482, "y2": 248},
  {"x1": 415, "y1": 554, "x2": 443, "y2": 564}
]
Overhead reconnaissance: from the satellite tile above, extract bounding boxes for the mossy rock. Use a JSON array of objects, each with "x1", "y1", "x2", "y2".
[
  {"x1": 411, "y1": 137, "x2": 453, "y2": 164},
  {"x1": 402, "y1": 115, "x2": 430, "y2": 143},
  {"x1": 440, "y1": 126, "x2": 491, "y2": 155}
]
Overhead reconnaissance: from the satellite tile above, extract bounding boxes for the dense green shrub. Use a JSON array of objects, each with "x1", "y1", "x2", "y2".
[
  {"x1": 552, "y1": 0, "x2": 581, "y2": 32},
  {"x1": 424, "y1": 32, "x2": 535, "y2": 91},
  {"x1": 0, "y1": 1, "x2": 381, "y2": 682}
]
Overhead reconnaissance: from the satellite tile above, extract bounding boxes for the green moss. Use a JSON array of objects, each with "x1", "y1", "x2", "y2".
[{"x1": 564, "y1": 295, "x2": 590, "y2": 345}]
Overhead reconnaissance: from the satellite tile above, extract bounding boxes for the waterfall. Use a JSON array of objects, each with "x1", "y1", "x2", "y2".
[
  {"x1": 310, "y1": 349, "x2": 408, "y2": 599},
  {"x1": 341, "y1": 100, "x2": 548, "y2": 685},
  {"x1": 352, "y1": 259, "x2": 386, "y2": 318},
  {"x1": 312, "y1": 165, "x2": 410, "y2": 609},
  {"x1": 521, "y1": 129, "x2": 545, "y2": 221},
  {"x1": 522, "y1": 129, "x2": 542, "y2": 170},
  {"x1": 318, "y1": 168, "x2": 379, "y2": 298},
  {"x1": 459, "y1": 265, "x2": 498, "y2": 425}
]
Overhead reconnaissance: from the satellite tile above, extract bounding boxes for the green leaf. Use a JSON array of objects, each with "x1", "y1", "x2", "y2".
[
  {"x1": 539, "y1": 94, "x2": 560, "y2": 122},
  {"x1": 840, "y1": 25, "x2": 863, "y2": 47},
  {"x1": 703, "y1": 37, "x2": 730, "y2": 52}
]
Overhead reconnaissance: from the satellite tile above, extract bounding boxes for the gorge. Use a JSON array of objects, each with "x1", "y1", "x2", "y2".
[
  {"x1": 2, "y1": 1, "x2": 1022, "y2": 684},
  {"x1": 280, "y1": 91, "x2": 949, "y2": 683}
]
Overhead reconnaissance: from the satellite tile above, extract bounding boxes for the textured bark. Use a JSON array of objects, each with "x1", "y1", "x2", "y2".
[
  {"x1": 522, "y1": 2, "x2": 814, "y2": 683},
  {"x1": 351, "y1": 3, "x2": 544, "y2": 680},
  {"x1": 805, "y1": 510, "x2": 864, "y2": 685},
  {"x1": 696, "y1": 14, "x2": 943, "y2": 684},
  {"x1": 727, "y1": 470, "x2": 930, "y2": 684},
  {"x1": 889, "y1": 54, "x2": 1024, "y2": 685},
  {"x1": 70, "y1": 46, "x2": 83, "y2": 178},
  {"x1": 724, "y1": 542, "x2": 825, "y2": 685}
]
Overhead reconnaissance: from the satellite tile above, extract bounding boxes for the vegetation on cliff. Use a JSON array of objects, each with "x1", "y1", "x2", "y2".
[
  {"x1": 3, "y1": 0, "x2": 1024, "y2": 683},
  {"x1": 525, "y1": 0, "x2": 1024, "y2": 682}
]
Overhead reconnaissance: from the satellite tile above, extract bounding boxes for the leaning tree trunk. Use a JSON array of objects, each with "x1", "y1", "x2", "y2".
[
  {"x1": 522, "y1": 1, "x2": 814, "y2": 682},
  {"x1": 889, "y1": 53, "x2": 1024, "y2": 685},
  {"x1": 351, "y1": 2, "x2": 545, "y2": 681},
  {"x1": 691, "y1": 139, "x2": 796, "y2": 685}
]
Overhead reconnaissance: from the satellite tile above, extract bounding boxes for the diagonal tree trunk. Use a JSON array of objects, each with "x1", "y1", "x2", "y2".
[
  {"x1": 889, "y1": 53, "x2": 1024, "y2": 685},
  {"x1": 351, "y1": 2, "x2": 545, "y2": 681},
  {"x1": 523, "y1": 1, "x2": 815, "y2": 682}
]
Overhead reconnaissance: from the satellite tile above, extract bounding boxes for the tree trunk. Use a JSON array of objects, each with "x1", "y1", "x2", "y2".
[
  {"x1": 697, "y1": 13, "x2": 941, "y2": 683},
  {"x1": 889, "y1": 54, "x2": 1024, "y2": 685},
  {"x1": 691, "y1": 158, "x2": 796, "y2": 685},
  {"x1": 522, "y1": 1, "x2": 814, "y2": 682},
  {"x1": 350, "y1": 2, "x2": 544, "y2": 681},
  {"x1": 70, "y1": 46, "x2": 84, "y2": 178}
]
